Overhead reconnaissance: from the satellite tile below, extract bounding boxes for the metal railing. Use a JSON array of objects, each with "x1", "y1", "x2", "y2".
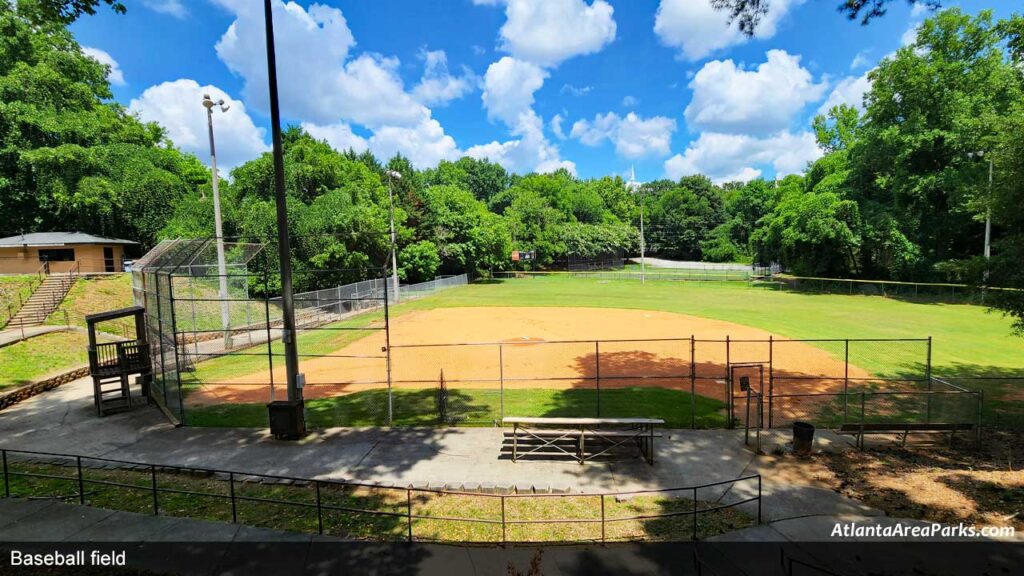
[
  {"x1": 0, "y1": 261, "x2": 49, "y2": 329},
  {"x1": 0, "y1": 447, "x2": 761, "y2": 544}
]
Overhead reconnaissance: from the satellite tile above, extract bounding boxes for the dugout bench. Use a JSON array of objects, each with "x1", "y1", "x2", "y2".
[
  {"x1": 502, "y1": 417, "x2": 664, "y2": 465},
  {"x1": 838, "y1": 422, "x2": 976, "y2": 449}
]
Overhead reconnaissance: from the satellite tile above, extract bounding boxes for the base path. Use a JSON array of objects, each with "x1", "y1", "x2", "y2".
[{"x1": 190, "y1": 306, "x2": 871, "y2": 406}]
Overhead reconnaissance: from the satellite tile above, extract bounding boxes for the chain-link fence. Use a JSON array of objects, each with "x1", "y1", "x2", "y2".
[
  {"x1": 132, "y1": 238, "x2": 470, "y2": 427},
  {"x1": 131, "y1": 241, "x2": 979, "y2": 432},
  {"x1": 768, "y1": 275, "x2": 1023, "y2": 305}
]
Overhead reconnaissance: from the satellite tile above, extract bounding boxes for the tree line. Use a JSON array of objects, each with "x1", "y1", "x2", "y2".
[{"x1": 1, "y1": 4, "x2": 1022, "y2": 331}]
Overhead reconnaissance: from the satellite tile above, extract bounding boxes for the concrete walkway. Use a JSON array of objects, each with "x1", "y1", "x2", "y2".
[
  {"x1": 0, "y1": 324, "x2": 76, "y2": 347},
  {"x1": 2, "y1": 499, "x2": 1020, "y2": 576},
  {"x1": 0, "y1": 375, "x2": 918, "y2": 540}
]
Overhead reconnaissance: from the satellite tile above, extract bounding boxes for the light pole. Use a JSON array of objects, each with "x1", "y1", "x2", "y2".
[
  {"x1": 203, "y1": 94, "x2": 233, "y2": 350},
  {"x1": 968, "y1": 150, "x2": 993, "y2": 282},
  {"x1": 264, "y1": 0, "x2": 304, "y2": 434},
  {"x1": 385, "y1": 170, "x2": 402, "y2": 302},
  {"x1": 628, "y1": 166, "x2": 645, "y2": 284}
]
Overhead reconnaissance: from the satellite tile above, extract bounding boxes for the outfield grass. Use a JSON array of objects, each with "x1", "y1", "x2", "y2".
[
  {"x1": 179, "y1": 275, "x2": 1023, "y2": 428},
  {"x1": 400, "y1": 276, "x2": 1024, "y2": 375}
]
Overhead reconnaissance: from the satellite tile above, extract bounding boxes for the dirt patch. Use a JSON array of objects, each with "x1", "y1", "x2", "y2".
[
  {"x1": 186, "y1": 307, "x2": 872, "y2": 409},
  {"x1": 822, "y1": 431, "x2": 1024, "y2": 530}
]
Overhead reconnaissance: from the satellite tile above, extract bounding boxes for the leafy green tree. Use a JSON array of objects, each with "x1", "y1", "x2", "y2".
[
  {"x1": 850, "y1": 9, "x2": 1021, "y2": 277},
  {"x1": 0, "y1": 3, "x2": 207, "y2": 246},
  {"x1": 398, "y1": 240, "x2": 441, "y2": 283},
  {"x1": 419, "y1": 185, "x2": 511, "y2": 276},
  {"x1": 753, "y1": 185, "x2": 862, "y2": 277}
]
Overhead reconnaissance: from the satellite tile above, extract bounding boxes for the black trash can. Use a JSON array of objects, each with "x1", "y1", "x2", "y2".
[{"x1": 792, "y1": 421, "x2": 815, "y2": 455}]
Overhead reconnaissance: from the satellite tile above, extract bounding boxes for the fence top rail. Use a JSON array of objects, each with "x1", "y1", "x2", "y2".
[
  {"x1": 389, "y1": 336, "x2": 931, "y2": 349},
  {"x1": 776, "y1": 274, "x2": 1023, "y2": 292},
  {"x1": 0, "y1": 446, "x2": 759, "y2": 500}
]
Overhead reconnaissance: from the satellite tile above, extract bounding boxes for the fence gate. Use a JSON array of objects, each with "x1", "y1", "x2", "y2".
[{"x1": 729, "y1": 363, "x2": 765, "y2": 433}]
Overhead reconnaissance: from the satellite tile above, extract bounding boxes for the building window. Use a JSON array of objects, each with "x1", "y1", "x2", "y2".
[{"x1": 38, "y1": 248, "x2": 75, "y2": 262}]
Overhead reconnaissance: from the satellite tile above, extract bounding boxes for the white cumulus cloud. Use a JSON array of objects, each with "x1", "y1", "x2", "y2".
[
  {"x1": 82, "y1": 47, "x2": 125, "y2": 86},
  {"x1": 466, "y1": 111, "x2": 576, "y2": 175},
  {"x1": 412, "y1": 50, "x2": 478, "y2": 107},
  {"x1": 142, "y1": 0, "x2": 187, "y2": 18},
  {"x1": 654, "y1": 0, "x2": 803, "y2": 61},
  {"x1": 571, "y1": 112, "x2": 676, "y2": 159},
  {"x1": 817, "y1": 71, "x2": 872, "y2": 114},
  {"x1": 685, "y1": 49, "x2": 826, "y2": 136},
  {"x1": 664, "y1": 131, "x2": 821, "y2": 184},
  {"x1": 301, "y1": 122, "x2": 369, "y2": 153},
  {"x1": 129, "y1": 79, "x2": 269, "y2": 171},
  {"x1": 213, "y1": 0, "x2": 427, "y2": 127},
  {"x1": 481, "y1": 56, "x2": 549, "y2": 125},
  {"x1": 477, "y1": 0, "x2": 617, "y2": 67}
]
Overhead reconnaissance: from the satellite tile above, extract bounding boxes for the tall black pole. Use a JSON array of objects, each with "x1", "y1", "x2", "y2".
[{"x1": 264, "y1": 0, "x2": 302, "y2": 408}]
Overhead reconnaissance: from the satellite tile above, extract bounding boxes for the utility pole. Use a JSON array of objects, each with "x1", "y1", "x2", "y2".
[
  {"x1": 386, "y1": 170, "x2": 402, "y2": 302},
  {"x1": 984, "y1": 156, "x2": 993, "y2": 262},
  {"x1": 202, "y1": 95, "x2": 233, "y2": 351},
  {"x1": 628, "y1": 166, "x2": 645, "y2": 284},
  {"x1": 263, "y1": 0, "x2": 303, "y2": 414}
]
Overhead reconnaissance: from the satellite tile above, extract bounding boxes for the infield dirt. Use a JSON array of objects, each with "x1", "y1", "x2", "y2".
[{"x1": 185, "y1": 307, "x2": 871, "y2": 409}]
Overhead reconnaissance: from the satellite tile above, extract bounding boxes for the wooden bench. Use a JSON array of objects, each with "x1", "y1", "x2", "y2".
[
  {"x1": 838, "y1": 422, "x2": 975, "y2": 449},
  {"x1": 502, "y1": 417, "x2": 665, "y2": 465}
]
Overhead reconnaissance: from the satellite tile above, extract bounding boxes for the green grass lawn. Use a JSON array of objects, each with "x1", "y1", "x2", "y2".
[
  {"x1": 45, "y1": 274, "x2": 134, "y2": 335},
  {"x1": 0, "y1": 274, "x2": 37, "y2": 326},
  {"x1": 0, "y1": 331, "x2": 96, "y2": 388},
  {"x1": 183, "y1": 386, "x2": 727, "y2": 428},
  {"x1": 2, "y1": 460, "x2": 753, "y2": 542},
  {"x1": 174, "y1": 275, "x2": 1024, "y2": 428}
]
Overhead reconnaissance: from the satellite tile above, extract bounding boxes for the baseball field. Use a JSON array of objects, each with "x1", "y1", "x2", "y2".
[{"x1": 179, "y1": 276, "x2": 1024, "y2": 428}]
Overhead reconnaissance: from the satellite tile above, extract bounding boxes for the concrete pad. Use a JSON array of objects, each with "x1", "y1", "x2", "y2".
[
  {"x1": 706, "y1": 524, "x2": 788, "y2": 542},
  {"x1": 0, "y1": 501, "x2": 115, "y2": 541},
  {"x1": 752, "y1": 485, "x2": 883, "y2": 522},
  {"x1": 143, "y1": 515, "x2": 241, "y2": 542},
  {"x1": 0, "y1": 499, "x2": 61, "y2": 527},
  {"x1": 232, "y1": 525, "x2": 313, "y2": 542}
]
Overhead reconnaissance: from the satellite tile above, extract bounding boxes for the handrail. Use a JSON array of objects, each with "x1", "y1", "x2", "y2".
[{"x1": 0, "y1": 446, "x2": 762, "y2": 543}]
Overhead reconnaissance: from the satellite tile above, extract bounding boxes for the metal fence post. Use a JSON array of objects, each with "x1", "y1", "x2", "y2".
[
  {"x1": 690, "y1": 335, "x2": 696, "y2": 429},
  {"x1": 499, "y1": 344, "x2": 505, "y2": 422},
  {"x1": 229, "y1": 472, "x2": 237, "y2": 523},
  {"x1": 843, "y1": 339, "x2": 850, "y2": 424},
  {"x1": 757, "y1": 475, "x2": 762, "y2": 524},
  {"x1": 926, "y1": 337, "x2": 933, "y2": 424},
  {"x1": 406, "y1": 488, "x2": 413, "y2": 542},
  {"x1": 150, "y1": 465, "x2": 159, "y2": 515},
  {"x1": 768, "y1": 335, "x2": 774, "y2": 429},
  {"x1": 860, "y1": 392, "x2": 866, "y2": 428},
  {"x1": 600, "y1": 494, "x2": 606, "y2": 544},
  {"x1": 691, "y1": 487, "x2": 698, "y2": 541},
  {"x1": 2, "y1": 450, "x2": 8, "y2": 498},
  {"x1": 76, "y1": 456, "x2": 85, "y2": 505},
  {"x1": 976, "y1": 391, "x2": 984, "y2": 440},
  {"x1": 384, "y1": 277, "x2": 394, "y2": 427},
  {"x1": 315, "y1": 481, "x2": 323, "y2": 535},
  {"x1": 501, "y1": 495, "x2": 507, "y2": 545},
  {"x1": 595, "y1": 341, "x2": 601, "y2": 417},
  {"x1": 725, "y1": 336, "x2": 732, "y2": 428}
]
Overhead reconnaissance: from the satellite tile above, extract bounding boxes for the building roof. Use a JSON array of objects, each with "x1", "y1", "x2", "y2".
[{"x1": 0, "y1": 232, "x2": 137, "y2": 248}]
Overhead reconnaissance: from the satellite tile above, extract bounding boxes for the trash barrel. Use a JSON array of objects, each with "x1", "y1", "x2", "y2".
[{"x1": 792, "y1": 421, "x2": 815, "y2": 455}]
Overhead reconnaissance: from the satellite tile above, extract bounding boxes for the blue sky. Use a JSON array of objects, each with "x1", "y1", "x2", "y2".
[{"x1": 70, "y1": 0, "x2": 1012, "y2": 182}]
